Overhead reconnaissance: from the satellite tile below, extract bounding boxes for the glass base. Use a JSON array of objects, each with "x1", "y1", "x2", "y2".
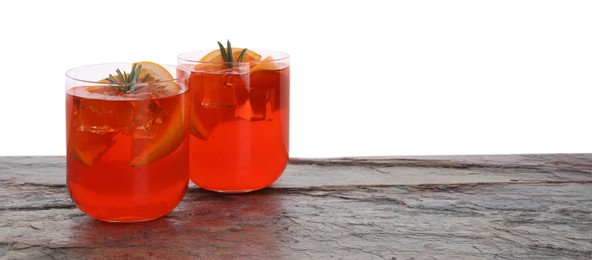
[
  {"x1": 202, "y1": 188, "x2": 260, "y2": 194},
  {"x1": 90, "y1": 215, "x2": 165, "y2": 223}
]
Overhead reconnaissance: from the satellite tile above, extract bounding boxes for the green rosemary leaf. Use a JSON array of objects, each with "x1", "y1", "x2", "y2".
[
  {"x1": 116, "y1": 69, "x2": 125, "y2": 83},
  {"x1": 106, "y1": 63, "x2": 146, "y2": 93},
  {"x1": 130, "y1": 63, "x2": 137, "y2": 79},
  {"x1": 108, "y1": 75, "x2": 123, "y2": 92},
  {"x1": 128, "y1": 65, "x2": 135, "y2": 90},
  {"x1": 217, "y1": 41, "x2": 229, "y2": 63},
  {"x1": 106, "y1": 75, "x2": 117, "y2": 83},
  {"x1": 130, "y1": 64, "x2": 142, "y2": 92},
  {"x1": 237, "y1": 48, "x2": 247, "y2": 62},
  {"x1": 107, "y1": 74, "x2": 123, "y2": 92},
  {"x1": 131, "y1": 64, "x2": 141, "y2": 84},
  {"x1": 227, "y1": 40, "x2": 234, "y2": 63}
]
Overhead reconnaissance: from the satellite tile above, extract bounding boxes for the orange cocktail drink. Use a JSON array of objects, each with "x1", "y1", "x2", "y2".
[
  {"x1": 65, "y1": 62, "x2": 190, "y2": 222},
  {"x1": 179, "y1": 42, "x2": 290, "y2": 192}
]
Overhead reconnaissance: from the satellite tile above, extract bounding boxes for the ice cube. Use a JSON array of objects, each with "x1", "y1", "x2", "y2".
[
  {"x1": 199, "y1": 71, "x2": 248, "y2": 109},
  {"x1": 235, "y1": 87, "x2": 275, "y2": 122},
  {"x1": 132, "y1": 100, "x2": 165, "y2": 139},
  {"x1": 76, "y1": 125, "x2": 115, "y2": 135}
]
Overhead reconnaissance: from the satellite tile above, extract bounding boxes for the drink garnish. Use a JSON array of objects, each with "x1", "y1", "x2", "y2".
[
  {"x1": 198, "y1": 43, "x2": 261, "y2": 67},
  {"x1": 217, "y1": 40, "x2": 248, "y2": 68},
  {"x1": 250, "y1": 56, "x2": 281, "y2": 73},
  {"x1": 104, "y1": 63, "x2": 150, "y2": 93},
  {"x1": 96, "y1": 62, "x2": 180, "y2": 95}
]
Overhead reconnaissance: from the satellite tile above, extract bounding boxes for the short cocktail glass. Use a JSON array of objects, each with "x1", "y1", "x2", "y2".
[
  {"x1": 178, "y1": 49, "x2": 290, "y2": 193},
  {"x1": 65, "y1": 62, "x2": 190, "y2": 222}
]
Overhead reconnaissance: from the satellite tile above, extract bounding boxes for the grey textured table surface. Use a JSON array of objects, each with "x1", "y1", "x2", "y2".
[{"x1": 1, "y1": 154, "x2": 591, "y2": 259}]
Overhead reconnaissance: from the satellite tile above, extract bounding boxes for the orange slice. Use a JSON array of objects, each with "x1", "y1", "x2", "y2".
[
  {"x1": 67, "y1": 93, "x2": 124, "y2": 167},
  {"x1": 250, "y1": 56, "x2": 281, "y2": 73},
  {"x1": 128, "y1": 61, "x2": 185, "y2": 167},
  {"x1": 130, "y1": 101, "x2": 186, "y2": 167},
  {"x1": 68, "y1": 129, "x2": 117, "y2": 167},
  {"x1": 135, "y1": 61, "x2": 180, "y2": 93},
  {"x1": 190, "y1": 106, "x2": 211, "y2": 140}
]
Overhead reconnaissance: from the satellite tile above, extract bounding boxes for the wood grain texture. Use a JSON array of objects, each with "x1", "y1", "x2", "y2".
[{"x1": 0, "y1": 155, "x2": 591, "y2": 259}]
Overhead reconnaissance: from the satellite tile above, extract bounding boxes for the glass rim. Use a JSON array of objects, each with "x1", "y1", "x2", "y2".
[
  {"x1": 65, "y1": 62, "x2": 190, "y2": 85},
  {"x1": 177, "y1": 49, "x2": 290, "y2": 64}
]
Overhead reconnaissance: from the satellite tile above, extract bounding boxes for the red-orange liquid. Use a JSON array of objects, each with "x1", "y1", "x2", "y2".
[
  {"x1": 189, "y1": 67, "x2": 289, "y2": 192},
  {"x1": 66, "y1": 87, "x2": 189, "y2": 221}
]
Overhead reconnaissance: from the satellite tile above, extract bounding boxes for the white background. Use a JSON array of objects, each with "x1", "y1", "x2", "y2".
[{"x1": 0, "y1": 0, "x2": 590, "y2": 158}]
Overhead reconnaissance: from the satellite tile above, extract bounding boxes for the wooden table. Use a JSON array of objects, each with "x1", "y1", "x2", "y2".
[{"x1": 1, "y1": 154, "x2": 591, "y2": 259}]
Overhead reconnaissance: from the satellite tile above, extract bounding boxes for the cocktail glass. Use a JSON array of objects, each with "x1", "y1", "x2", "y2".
[
  {"x1": 178, "y1": 49, "x2": 290, "y2": 193},
  {"x1": 65, "y1": 62, "x2": 190, "y2": 222}
]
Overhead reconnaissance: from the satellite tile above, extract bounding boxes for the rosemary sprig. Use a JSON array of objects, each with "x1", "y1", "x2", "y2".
[
  {"x1": 217, "y1": 40, "x2": 248, "y2": 68},
  {"x1": 104, "y1": 63, "x2": 150, "y2": 93}
]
